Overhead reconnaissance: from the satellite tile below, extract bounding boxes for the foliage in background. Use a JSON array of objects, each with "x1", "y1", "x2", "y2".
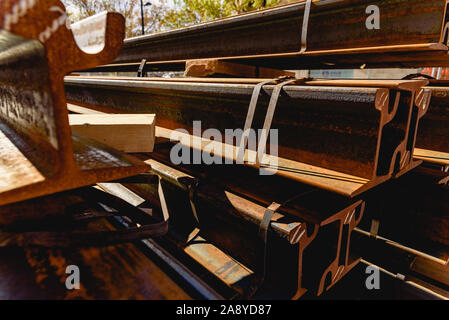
[
  {"x1": 161, "y1": 0, "x2": 288, "y2": 29},
  {"x1": 62, "y1": 0, "x2": 296, "y2": 37}
]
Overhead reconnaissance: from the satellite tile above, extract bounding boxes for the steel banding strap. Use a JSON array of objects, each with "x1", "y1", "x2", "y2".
[
  {"x1": 258, "y1": 202, "x2": 282, "y2": 282},
  {"x1": 300, "y1": 0, "x2": 313, "y2": 53},
  {"x1": 137, "y1": 59, "x2": 147, "y2": 77},
  {"x1": 0, "y1": 187, "x2": 169, "y2": 248},
  {"x1": 247, "y1": 201, "x2": 282, "y2": 297},
  {"x1": 158, "y1": 178, "x2": 170, "y2": 222},
  {"x1": 237, "y1": 78, "x2": 284, "y2": 163},
  {"x1": 0, "y1": 221, "x2": 168, "y2": 248},
  {"x1": 252, "y1": 189, "x2": 315, "y2": 297},
  {"x1": 369, "y1": 219, "x2": 380, "y2": 238},
  {"x1": 257, "y1": 78, "x2": 298, "y2": 165},
  {"x1": 187, "y1": 178, "x2": 201, "y2": 227}
]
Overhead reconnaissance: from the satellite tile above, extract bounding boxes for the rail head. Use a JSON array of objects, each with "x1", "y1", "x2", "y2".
[{"x1": 0, "y1": 1, "x2": 149, "y2": 208}]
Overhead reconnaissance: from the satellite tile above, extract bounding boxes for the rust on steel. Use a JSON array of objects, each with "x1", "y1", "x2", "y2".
[
  {"x1": 0, "y1": 1, "x2": 149, "y2": 208},
  {"x1": 0, "y1": 190, "x2": 192, "y2": 299},
  {"x1": 80, "y1": 0, "x2": 449, "y2": 72},
  {"x1": 116, "y1": 141, "x2": 365, "y2": 298},
  {"x1": 65, "y1": 76, "x2": 428, "y2": 197},
  {"x1": 116, "y1": 1, "x2": 449, "y2": 64},
  {"x1": 360, "y1": 166, "x2": 449, "y2": 249},
  {"x1": 414, "y1": 81, "x2": 449, "y2": 166}
]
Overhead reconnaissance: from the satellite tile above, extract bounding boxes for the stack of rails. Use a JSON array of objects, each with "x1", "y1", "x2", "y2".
[
  {"x1": 127, "y1": 151, "x2": 365, "y2": 299},
  {"x1": 354, "y1": 166, "x2": 449, "y2": 298},
  {"x1": 65, "y1": 1, "x2": 449, "y2": 298},
  {"x1": 65, "y1": 78, "x2": 447, "y2": 299},
  {"x1": 0, "y1": 0, "x2": 446, "y2": 300},
  {"x1": 64, "y1": 1, "x2": 449, "y2": 297},
  {"x1": 414, "y1": 80, "x2": 449, "y2": 170},
  {"x1": 64, "y1": 76, "x2": 429, "y2": 197},
  {"x1": 0, "y1": 1, "x2": 191, "y2": 300},
  {"x1": 83, "y1": 0, "x2": 449, "y2": 73},
  {"x1": 0, "y1": 188, "x2": 200, "y2": 300},
  {"x1": 0, "y1": 1, "x2": 149, "y2": 209}
]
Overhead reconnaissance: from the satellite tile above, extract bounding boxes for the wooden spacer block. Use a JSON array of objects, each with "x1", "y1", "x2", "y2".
[
  {"x1": 69, "y1": 114, "x2": 156, "y2": 153},
  {"x1": 185, "y1": 59, "x2": 295, "y2": 78}
]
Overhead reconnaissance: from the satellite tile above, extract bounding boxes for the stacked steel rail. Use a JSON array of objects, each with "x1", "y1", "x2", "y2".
[
  {"x1": 65, "y1": 83, "x2": 448, "y2": 298},
  {"x1": 84, "y1": 0, "x2": 449, "y2": 73},
  {"x1": 62, "y1": 0, "x2": 449, "y2": 299},
  {"x1": 64, "y1": 76, "x2": 430, "y2": 197},
  {"x1": 414, "y1": 80, "x2": 449, "y2": 168},
  {"x1": 0, "y1": 1, "x2": 150, "y2": 208},
  {"x1": 0, "y1": 0, "x2": 447, "y2": 299}
]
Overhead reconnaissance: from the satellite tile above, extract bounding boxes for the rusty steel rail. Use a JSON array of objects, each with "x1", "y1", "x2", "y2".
[
  {"x1": 414, "y1": 81, "x2": 449, "y2": 167},
  {"x1": 64, "y1": 76, "x2": 429, "y2": 197},
  {"x1": 82, "y1": 0, "x2": 449, "y2": 72},
  {"x1": 114, "y1": 147, "x2": 366, "y2": 298},
  {"x1": 124, "y1": 159, "x2": 316, "y2": 299},
  {"x1": 360, "y1": 166, "x2": 449, "y2": 251},
  {"x1": 352, "y1": 228, "x2": 449, "y2": 292},
  {"x1": 97, "y1": 181, "x2": 255, "y2": 297},
  {"x1": 322, "y1": 260, "x2": 448, "y2": 300},
  {"x1": 0, "y1": 186, "x2": 218, "y2": 299},
  {"x1": 0, "y1": 1, "x2": 149, "y2": 208}
]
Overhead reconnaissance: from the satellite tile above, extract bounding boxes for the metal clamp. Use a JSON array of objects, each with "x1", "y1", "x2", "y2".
[
  {"x1": 300, "y1": 0, "x2": 313, "y2": 53},
  {"x1": 238, "y1": 76, "x2": 302, "y2": 164},
  {"x1": 138, "y1": 59, "x2": 148, "y2": 77},
  {"x1": 0, "y1": 187, "x2": 168, "y2": 248},
  {"x1": 251, "y1": 190, "x2": 315, "y2": 297},
  {"x1": 187, "y1": 178, "x2": 201, "y2": 227},
  {"x1": 369, "y1": 219, "x2": 380, "y2": 238}
]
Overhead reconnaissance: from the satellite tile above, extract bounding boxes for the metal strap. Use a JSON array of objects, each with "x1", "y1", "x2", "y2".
[
  {"x1": 0, "y1": 187, "x2": 169, "y2": 248},
  {"x1": 369, "y1": 219, "x2": 380, "y2": 238},
  {"x1": 248, "y1": 202, "x2": 281, "y2": 297},
  {"x1": 300, "y1": 0, "x2": 313, "y2": 53},
  {"x1": 188, "y1": 179, "x2": 201, "y2": 226},
  {"x1": 258, "y1": 190, "x2": 314, "y2": 245},
  {"x1": 237, "y1": 78, "x2": 282, "y2": 163},
  {"x1": 250, "y1": 189, "x2": 315, "y2": 297},
  {"x1": 137, "y1": 59, "x2": 147, "y2": 77},
  {"x1": 259, "y1": 202, "x2": 282, "y2": 242},
  {"x1": 158, "y1": 179, "x2": 170, "y2": 222},
  {"x1": 257, "y1": 78, "x2": 297, "y2": 165},
  {"x1": 72, "y1": 210, "x2": 118, "y2": 221},
  {"x1": 0, "y1": 221, "x2": 168, "y2": 248},
  {"x1": 401, "y1": 73, "x2": 435, "y2": 80},
  {"x1": 396, "y1": 273, "x2": 406, "y2": 281}
]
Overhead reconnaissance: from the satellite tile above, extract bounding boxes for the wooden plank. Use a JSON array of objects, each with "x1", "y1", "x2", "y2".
[
  {"x1": 184, "y1": 59, "x2": 294, "y2": 78},
  {"x1": 69, "y1": 114, "x2": 156, "y2": 153}
]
